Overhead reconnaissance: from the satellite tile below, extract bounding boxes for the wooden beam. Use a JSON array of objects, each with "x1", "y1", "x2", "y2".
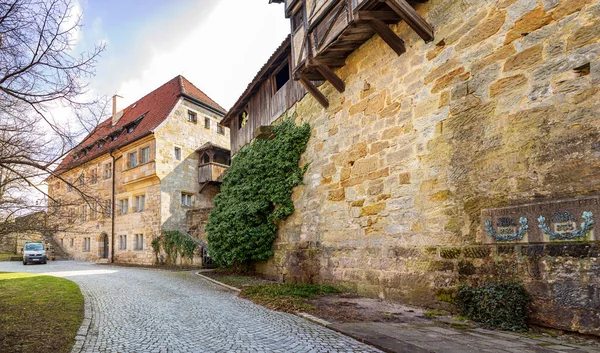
[
  {"x1": 367, "y1": 18, "x2": 406, "y2": 56},
  {"x1": 309, "y1": 58, "x2": 345, "y2": 93},
  {"x1": 356, "y1": 11, "x2": 401, "y2": 22},
  {"x1": 383, "y1": 0, "x2": 434, "y2": 42},
  {"x1": 298, "y1": 74, "x2": 329, "y2": 108},
  {"x1": 254, "y1": 125, "x2": 275, "y2": 140}
]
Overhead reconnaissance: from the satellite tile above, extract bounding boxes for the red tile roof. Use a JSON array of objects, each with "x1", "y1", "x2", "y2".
[{"x1": 55, "y1": 75, "x2": 226, "y2": 174}]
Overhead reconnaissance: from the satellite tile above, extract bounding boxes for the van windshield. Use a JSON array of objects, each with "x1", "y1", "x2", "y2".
[{"x1": 24, "y1": 243, "x2": 44, "y2": 251}]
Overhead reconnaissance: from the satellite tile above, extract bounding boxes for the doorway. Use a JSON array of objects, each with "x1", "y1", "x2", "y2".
[{"x1": 102, "y1": 234, "x2": 109, "y2": 259}]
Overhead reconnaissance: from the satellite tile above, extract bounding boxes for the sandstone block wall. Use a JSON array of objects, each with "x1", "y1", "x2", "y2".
[
  {"x1": 256, "y1": 0, "x2": 600, "y2": 335},
  {"x1": 156, "y1": 99, "x2": 229, "y2": 233}
]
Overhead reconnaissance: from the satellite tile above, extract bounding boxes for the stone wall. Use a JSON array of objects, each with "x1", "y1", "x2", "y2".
[
  {"x1": 155, "y1": 99, "x2": 229, "y2": 233},
  {"x1": 49, "y1": 135, "x2": 161, "y2": 264},
  {"x1": 255, "y1": 0, "x2": 600, "y2": 335}
]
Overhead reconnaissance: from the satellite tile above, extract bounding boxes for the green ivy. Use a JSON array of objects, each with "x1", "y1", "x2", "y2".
[
  {"x1": 151, "y1": 230, "x2": 198, "y2": 264},
  {"x1": 206, "y1": 118, "x2": 311, "y2": 268},
  {"x1": 456, "y1": 281, "x2": 530, "y2": 331}
]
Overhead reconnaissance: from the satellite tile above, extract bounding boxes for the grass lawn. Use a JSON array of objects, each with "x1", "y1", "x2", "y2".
[
  {"x1": 0, "y1": 272, "x2": 84, "y2": 353},
  {"x1": 240, "y1": 283, "x2": 342, "y2": 313}
]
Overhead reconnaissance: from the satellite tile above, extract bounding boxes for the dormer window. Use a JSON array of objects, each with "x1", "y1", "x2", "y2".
[
  {"x1": 126, "y1": 125, "x2": 135, "y2": 134},
  {"x1": 98, "y1": 141, "x2": 104, "y2": 148}
]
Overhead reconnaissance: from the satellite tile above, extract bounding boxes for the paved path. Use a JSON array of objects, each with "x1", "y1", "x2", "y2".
[{"x1": 0, "y1": 261, "x2": 379, "y2": 353}]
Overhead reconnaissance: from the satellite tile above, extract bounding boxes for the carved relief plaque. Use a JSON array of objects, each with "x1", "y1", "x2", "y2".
[{"x1": 481, "y1": 196, "x2": 598, "y2": 244}]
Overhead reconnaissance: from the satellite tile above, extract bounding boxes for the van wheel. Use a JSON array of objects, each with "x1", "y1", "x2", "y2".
[{"x1": 23, "y1": 261, "x2": 27, "y2": 265}]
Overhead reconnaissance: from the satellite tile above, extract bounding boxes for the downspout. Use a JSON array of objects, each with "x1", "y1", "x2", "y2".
[{"x1": 109, "y1": 150, "x2": 122, "y2": 263}]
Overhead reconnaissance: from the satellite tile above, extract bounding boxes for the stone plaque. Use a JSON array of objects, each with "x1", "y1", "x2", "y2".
[{"x1": 481, "y1": 196, "x2": 598, "y2": 244}]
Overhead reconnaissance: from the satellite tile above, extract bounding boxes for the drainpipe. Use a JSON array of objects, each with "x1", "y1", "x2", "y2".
[{"x1": 109, "y1": 150, "x2": 121, "y2": 263}]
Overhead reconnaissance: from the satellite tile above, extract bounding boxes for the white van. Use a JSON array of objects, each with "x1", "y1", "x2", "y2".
[{"x1": 22, "y1": 242, "x2": 47, "y2": 265}]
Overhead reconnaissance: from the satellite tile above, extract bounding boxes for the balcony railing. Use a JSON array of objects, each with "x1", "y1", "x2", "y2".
[{"x1": 198, "y1": 162, "x2": 228, "y2": 184}]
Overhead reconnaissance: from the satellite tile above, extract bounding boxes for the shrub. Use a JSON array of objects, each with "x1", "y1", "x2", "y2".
[
  {"x1": 456, "y1": 281, "x2": 529, "y2": 331},
  {"x1": 206, "y1": 118, "x2": 311, "y2": 267},
  {"x1": 151, "y1": 230, "x2": 198, "y2": 264}
]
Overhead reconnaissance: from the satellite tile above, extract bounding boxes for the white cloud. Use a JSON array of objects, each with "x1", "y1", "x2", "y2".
[{"x1": 92, "y1": 0, "x2": 289, "y2": 110}]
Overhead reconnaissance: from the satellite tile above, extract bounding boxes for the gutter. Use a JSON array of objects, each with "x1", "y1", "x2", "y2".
[
  {"x1": 180, "y1": 93, "x2": 227, "y2": 117},
  {"x1": 109, "y1": 149, "x2": 122, "y2": 263}
]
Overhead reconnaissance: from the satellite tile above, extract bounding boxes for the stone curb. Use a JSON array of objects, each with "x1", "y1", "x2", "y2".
[
  {"x1": 71, "y1": 285, "x2": 93, "y2": 353},
  {"x1": 194, "y1": 271, "x2": 242, "y2": 292}
]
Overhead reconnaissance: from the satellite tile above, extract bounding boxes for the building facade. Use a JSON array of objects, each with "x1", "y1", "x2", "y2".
[
  {"x1": 48, "y1": 76, "x2": 230, "y2": 265},
  {"x1": 223, "y1": 0, "x2": 600, "y2": 336}
]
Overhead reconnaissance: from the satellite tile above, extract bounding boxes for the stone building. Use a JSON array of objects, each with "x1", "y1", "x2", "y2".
[
  {"x1": 48, "y1": 76, "x2": 230, "y2": 265},
  {"x1": 222, "y1": 0, "x2": 600, "y2": 336}
]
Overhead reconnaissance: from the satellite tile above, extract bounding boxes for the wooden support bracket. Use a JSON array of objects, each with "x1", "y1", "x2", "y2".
[
  {"x1": 309, "y1": 58, "x2": 345, "y2": 93},
  {"x1": 254, "y1": 125, "x2": 275, "y2": 140},
  {"x1": 298, "y1": 74, "x2": 329, "y2": 108},
  {"x1": 367, "y1": 18, "x2": 406, "y2": 56},
  {"x1": 383, "y1": 0, "x2": 434, "y2": 42},
  {"x1": 356, "y1": 11, "x2": 401, "y2": 22}
]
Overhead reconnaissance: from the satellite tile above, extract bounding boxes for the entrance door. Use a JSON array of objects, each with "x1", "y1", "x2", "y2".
[{"x1": 102, "y1": 234, "x2": 109, "y2": 259}]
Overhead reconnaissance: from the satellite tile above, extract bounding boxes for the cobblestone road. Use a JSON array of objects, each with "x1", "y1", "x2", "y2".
[{"x1": 1, "y1": 261, "x2": 379, "y2": 353}]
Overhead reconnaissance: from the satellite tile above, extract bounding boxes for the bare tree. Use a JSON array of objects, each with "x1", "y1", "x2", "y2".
[{"x1": 0, "y1": 0, "x2": 106, "y2": 228}]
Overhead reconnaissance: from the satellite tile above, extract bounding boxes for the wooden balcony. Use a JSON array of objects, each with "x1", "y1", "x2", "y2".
[
  {"x1": 198, "y1": 163, "x2": 228, "y2": 184},
  {"x1": 286, "y1": 0, "x2": 433, "y2": 107}
]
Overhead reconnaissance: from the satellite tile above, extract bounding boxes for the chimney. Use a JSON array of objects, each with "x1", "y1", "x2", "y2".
[{"x1": 112, "y1": 94, "x2": 124, "y2": 126}]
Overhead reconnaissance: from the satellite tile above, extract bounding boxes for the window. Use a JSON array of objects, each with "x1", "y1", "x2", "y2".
[
  {"x1": 119, "y1": 199, "x2": 129, "y2": 215},
  {"x1": 91, "y1": 169, "x2": 98, "y2": 184},
  {"x1": 104, "y1": 199, "x2": 112, "y2": 217},
  {"x1": 70, "y1": 238, "x2": 74, "y2": 248},
  {"x1": 174, "y1": 147, "x2": 181, "y2": 161},
  {"x1": 217, "y1": 124, "x2": 224, "y2": 135},
  {"x1": 274, "y1": 62, "x2": 290, "y2": 92},
  {"x1": 119, "y1": 235, "x2": 127, "y2": 251},
  {"x1": 202, "y1": 153, "x2": 210, "y2": 164},
  {"x1": 134, "y1": 195, "x2": 145, "y2": 212},
  {"x1": 134, "y1": 234, "x2": 144, "y2": 250},
  {"x1": 141, "y1": 147, "x2": 151, "y2": 164},
  {"x1": 78, "y1": 174, "x2": 85, "y2": 187},
  {"x1": 91, "y1": 204, "x2": 98, "y2": 219},
  {"x1": 82, "y1": 206, "x2": 88, "y2": 221},
  {"x1": 238, "y1": 111, "x2": 248, "y2": 130},
  {"x1": 181, "y1": 193, "x2": 192, "y2": 207},
  {"x1": 67, "y1": 181, "x2": 73, "y2": 192},
  {"x1": 103, "y1": 163, "x2": 112, "y2": 179},
  {"x1": 128, "y1": 152, "x2": 137, "y2": 168},
  {"x1": 187, "y1": 110, "x2": 197, "y2": 123},
  {"x1": 69, "y1": 208, "x2": 75, "y2": 223},
  {"x1": 83, "y1": 237, "x2": 90, "y2": 252},
  {"x1": 126, "y1": 125, "x2": 135, "y2": 134},
  {"x1": 204, "y1": 117, "x2": 210, "y2": 129},
  {"x1": 291, "y1": 7, "x2": 304, "y2": 32}
]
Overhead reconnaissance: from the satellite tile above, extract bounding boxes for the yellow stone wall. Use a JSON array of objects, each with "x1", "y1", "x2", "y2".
[
  {"x1": 255, "y1": 0, "x2": 600, "y2": 335},
  {"x1": 155, "y1": 99, "x2": 229, "y2": 232}
]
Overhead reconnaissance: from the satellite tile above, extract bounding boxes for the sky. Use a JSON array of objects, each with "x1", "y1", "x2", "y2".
[{"x1": 76, "y1": 0, "x2": 290, "y2": 111}]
